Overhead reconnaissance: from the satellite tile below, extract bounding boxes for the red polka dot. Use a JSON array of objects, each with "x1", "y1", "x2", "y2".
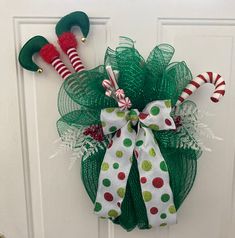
[
  {"x1": 165, "y1": 118, "x2": 172, "y2": 126},
  {"x1": 108, "y1": 140, "x2": 113, "y2": 148},
  {"x1": 117, "y1": 202, "x2": 121, "y2": 207},
  {"x1": 118, "y1": 172, "x2": 125, "y2": 180},
  {"x1": 116, "y1": 129, "x2": 121, "y2": 138},
  {"x1": 139, "y1": 112, "x2": 149, "y2": 120},
  {"x1": 104, "y1": 192, "x2": 113, "y2": 201},
  {"x1": 152, "y1": 177, "x2": 164, "y2": 188},
  {"x1": 150, "y1": 207, "x2": 158, "y2": 215},
  {"x1": 140, "y1": 177, "x2": 147, "y2": 184}
]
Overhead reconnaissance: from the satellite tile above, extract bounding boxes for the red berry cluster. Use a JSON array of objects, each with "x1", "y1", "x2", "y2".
[
  {"x1": 83, "y1": 125, "x2": 104, "y2": 141},
  {"x1": 174, "y1": 116, "x2": 182, "y2": 129}
]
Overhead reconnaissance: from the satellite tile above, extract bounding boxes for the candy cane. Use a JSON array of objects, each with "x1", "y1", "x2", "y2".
[
  {"x1": 102, "y1": 79, "x2": 114, "y2": 97},
  {"x1": 102, "y1": 79, "x2": 113, "y2": 90},
  {"x1": 176, "y1": 72, "x2": 225, "y2": 106},
  {"x1": 102, "y1": 66, "x2": 132, "y2": 110},
  {"x1": 105, "y1": 65, "x2": 119, "y2": 89}
]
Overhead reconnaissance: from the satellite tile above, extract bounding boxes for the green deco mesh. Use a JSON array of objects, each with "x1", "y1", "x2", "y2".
[{"x1": 57, "y1": 37, "x2": 202, "y2": 231}]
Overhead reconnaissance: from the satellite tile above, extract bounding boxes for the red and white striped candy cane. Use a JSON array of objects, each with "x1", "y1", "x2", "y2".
[
  {"x1": 106, "y1": 65, "x2": 119, "y2": 89},
  {"x1": 102, "y1": 67, "x2": 119, "y2": 96},
  {"x1": 102, "y1": 79, "x2": 113, "y2": 90},
  {"x1": 176, "y1": 72, "x2": 225, "y2": 106},
  {"x1": 102, "y1": 65, "x2": 132, "y2": 110},
  {"x1": 102, "y1": 79, "x2": 113, "y2": 97}
]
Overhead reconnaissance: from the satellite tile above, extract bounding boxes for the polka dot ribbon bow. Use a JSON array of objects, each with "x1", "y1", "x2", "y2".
[{"x1": 94, "y1": 100, "x2": 177, "y2": 227}]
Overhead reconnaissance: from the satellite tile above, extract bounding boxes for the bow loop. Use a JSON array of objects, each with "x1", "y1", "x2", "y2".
[
  {"x1": 140, "y1": 100, "x2": 176, "y2": 131},
  {"x1": 101, "y1": 107, "x2": 129, "y2": 135}
]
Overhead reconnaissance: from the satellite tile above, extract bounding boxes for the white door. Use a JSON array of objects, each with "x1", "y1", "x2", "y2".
[{"x1": 1, "y1": 0, "x2": 235, "y2": 238}]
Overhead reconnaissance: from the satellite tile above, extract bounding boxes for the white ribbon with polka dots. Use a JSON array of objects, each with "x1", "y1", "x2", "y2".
[{"x1": 94, "y1": 100, "x2": 177, "y2": 227}]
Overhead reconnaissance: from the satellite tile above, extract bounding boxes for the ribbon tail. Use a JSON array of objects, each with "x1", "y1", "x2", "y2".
[
  {"x1": 94, "y1": 122, "x2": 136, "y2": 219},
  {"x1": 135, "y1": 127, "x2": 177, "y2": 227}
]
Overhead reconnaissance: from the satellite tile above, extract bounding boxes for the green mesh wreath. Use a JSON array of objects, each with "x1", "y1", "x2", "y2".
[
  {"x1": 17, "y1": 9, "x2": 225, "y2": 231},
  {"x1": 57, "y1": 37, "x2": 202, "y2": 231}
]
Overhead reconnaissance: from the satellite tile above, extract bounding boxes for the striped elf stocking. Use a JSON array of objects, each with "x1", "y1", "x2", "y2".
[
  {"x1": 57, "y1": 32, "x2": 85, "y2": 72},
  {"x1": 18, "y1": 35, "x2": 71, "y2": 80},
  {"x1": 39, "y1": 43, "x2": 72, "y2": 79},
  {"x1": 55, "y1": 11, "x2": 90, "y2": 73}
]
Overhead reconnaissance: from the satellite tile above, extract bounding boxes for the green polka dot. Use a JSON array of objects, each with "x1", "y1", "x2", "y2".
[
  {"x1": 150, "y1": 106, "x2": 160, "y2": 116},
  {"x1": 129, "y1": 110, "x2": 138, "y2": 121},
  {"x1": 109, "y1": 126, "x2": 117, "y2": 132},
  {"x1": 117, "y1": 187, "x2": 125, "y2": 198},
  {"x1": 102, "y1": 178, "x2": 111, "y2": 187},
  {"x1": 160, "y1": 161, "x2": 168, "y2": 172},
  {"x1": 142, "y1": 191, "x2": 152, "y2": 202},
  {"x1": 149, "y1": 148, "x2": 156, "y2": 157},
  {"x1": 105, "y1": 108, "x2": 115, "y2": 113},
  {"x1": 130, "y1": 109, "x2": 138, "y2": 115},
  {"x1": 127, "y1": 123, "x2": 133, "y2": 132},
  {"x1": 101, "y1": 162, "x2": 109, "y2": 171},
  {"x1": 113, "y1": 163, "x2": 119, "y2": 169},
  {"x1": 101, "y1": 121, "x2": 106, "y2": 127},
  {"x1": 149, "y1": 124, "x2": 159, "y2": 131},
  {"x1": 129, "y1": 156, "x2": 133, "y2": 163},
  {"x1": 161, "y1": 193, "x2": 170, "y2": 202},
  {"x1": 94, "y1": 202, "x2": 102, "y2": 212},
  {"x1": 136, "y1": 140, "x2": 144, "y2": 146},
  {"x1": 141, "y1": 160, "x2": 152, "y2": 171},
  {"x1": 169, "y1": 205, "x2": 176, "y2": 214},
  {"x1": 160, "y1": 213, "x2": 167, "y2": 219},
  {"x1": 116, "y1": 111, "x2": 125, "y2": 117},
  {"x1": 108, "y1": 209, "x2": 118, "y2": 218},
  {"x1": 123, "y1": 138, "x2": 132, "y2": 147},
  {"x1": 115, "y1": 150, "x2": 123, "y2": 158},
  {"x1": 164, "y1": 100, "x2": 171, "y2": 108},
  {"x1": 128, "y1": 109, "x2": 137, "y2": 118}
]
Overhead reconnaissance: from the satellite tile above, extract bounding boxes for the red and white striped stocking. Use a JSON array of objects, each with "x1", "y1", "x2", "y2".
[
  {"x1": 39, "y1": 43, "x2": 72, "y2": 80},
  {"x1": 58, "y1": 32, "x2": 85, "y2": 73}
]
